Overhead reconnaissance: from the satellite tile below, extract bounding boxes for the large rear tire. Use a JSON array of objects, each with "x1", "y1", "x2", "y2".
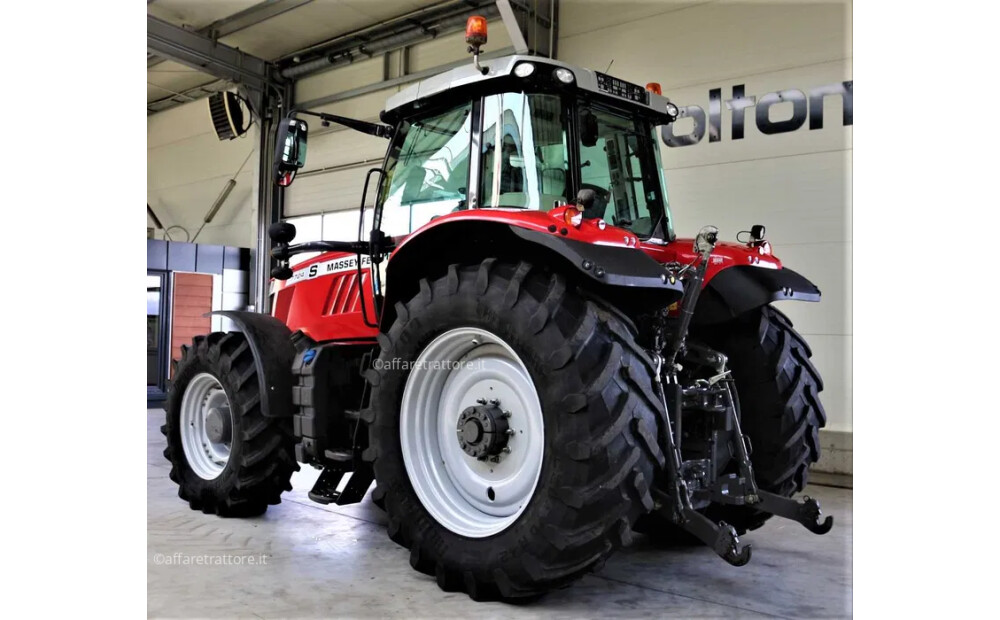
[
  {"x1": 364, "y1": 260, "x2": 666, "y2": 600},
  {"x1": 163, "y1": 332, "x2": 298, "y2": 517},
  {"x1": 700, "y1": 304, "x2": 827, "y2": 533}
]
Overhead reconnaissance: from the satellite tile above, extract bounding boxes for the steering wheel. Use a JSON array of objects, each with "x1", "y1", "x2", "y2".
[{"x1": 579, "y1": 183, "x2": 611, "y2": 219}]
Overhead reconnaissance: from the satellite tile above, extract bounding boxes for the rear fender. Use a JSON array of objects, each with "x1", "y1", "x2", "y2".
[
  {"x1": 694, "y1": 265, "x2": 821, "y2": 325},
  {"x1": 381, "y1": 220, "x2": 683, "y2": 330},
  {"x1": 208, "y1": 310, "x2": 295, "y2": 417}
]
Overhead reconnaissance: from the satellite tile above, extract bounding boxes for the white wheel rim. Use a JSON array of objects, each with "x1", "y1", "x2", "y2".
[
  {"x1": 180, "y1": 373, "x2": 234, "y2": 480},
  {"x1": 400, "y1": 327, "x2": 545, "y2": 538}
]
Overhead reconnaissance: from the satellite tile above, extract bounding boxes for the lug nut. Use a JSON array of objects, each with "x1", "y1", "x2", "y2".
[
  {"x1": 476, "y1": 398, "x2": 487, "y2": 405},
  {"x1": 502, "y1": 446, "x2": 511, "y2": 453}
]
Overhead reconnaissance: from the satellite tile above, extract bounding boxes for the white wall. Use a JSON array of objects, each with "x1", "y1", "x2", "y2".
[
  {"x1": 147, "y1": 98, "x2": 259, "y2": 248},
  {"x1": 560, "y1": 0, "x2": 853, "y2": 442}
]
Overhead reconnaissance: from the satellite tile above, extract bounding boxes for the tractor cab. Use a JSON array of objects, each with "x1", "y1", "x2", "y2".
[
  {"x1": 273, "y1": 18, "x2": 681, "y2": 250},
  {"x1": 375, "y1": 54, "x2": 680, "y2": 242}
]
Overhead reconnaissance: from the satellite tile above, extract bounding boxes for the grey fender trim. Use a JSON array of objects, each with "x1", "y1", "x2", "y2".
[{"x1": 695, "y1": 266, "x2": 821, "y2": 325}]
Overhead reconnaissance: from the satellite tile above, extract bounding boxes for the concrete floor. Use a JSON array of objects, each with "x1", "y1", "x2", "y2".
[{"x1": 148, "y1": 410, "x2": 852, "y2": 618}]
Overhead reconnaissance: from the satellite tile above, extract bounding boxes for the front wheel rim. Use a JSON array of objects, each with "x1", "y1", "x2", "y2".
[
  {"x1": 399, "y1": 327, "x2": 545, "y2": 538},
  {"x1": 179, "y1": 373, "x2": 234, "y2": 480}
]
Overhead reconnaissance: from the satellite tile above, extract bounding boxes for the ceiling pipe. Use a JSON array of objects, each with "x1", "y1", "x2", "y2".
[{"x1": 281, "y1": 5, "x2": 500, "y2": 80}]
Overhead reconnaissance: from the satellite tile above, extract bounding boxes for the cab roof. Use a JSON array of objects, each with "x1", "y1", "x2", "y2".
[{"x1": 382, "y1": 54, "x2": 677, "y2": 122}]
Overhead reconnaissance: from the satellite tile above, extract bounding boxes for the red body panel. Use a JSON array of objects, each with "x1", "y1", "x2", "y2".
[
  {"x1": 271, "y1": 255, "x2": 380, "y2": 342},
  {"x1": 393, "y1": 206, "x2": 643, "y2": 253},
  {"x1": 271, "y1": 209, "x2": 784, "y2": 342}
]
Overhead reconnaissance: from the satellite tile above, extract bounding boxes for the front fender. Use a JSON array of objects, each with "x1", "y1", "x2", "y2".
[
  {"x1": 207, "y1": 310, "x2": 295, "y2": 417},
  {"x1": 694, "y1": 265, "x2": 821, "y2": 325}
]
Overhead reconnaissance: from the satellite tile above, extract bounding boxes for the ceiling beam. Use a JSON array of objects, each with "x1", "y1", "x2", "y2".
[
  {"x1": 276, "y1": 0, "x2": 498, "y2": 78},
  {"x1": 147, "y1": 79, "x2": 230, "y2": 114},
  {"x1": 496, "y1": 0, "x2": 528, "y2": 54},
  {"x1": 147, "y1": 14, "x2": 279, "y2": 93},
  {"x1": 148, "y1": 0, "x2": 313, "y2": 69},
  {"x1": 295, "y1": 46, "x2": 515, "y2": 111},
  {"x1": 499, "y1": 0, "x2": 558, "y2": 58},
  {"x1": 204, "y1": 0, "x2": 313, "y2": 39}
]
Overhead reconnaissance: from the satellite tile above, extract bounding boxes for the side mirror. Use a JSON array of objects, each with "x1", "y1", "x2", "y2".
[
  {"x1": 273, "y1": 118, "x2": 308, "y2": 187},
  {"x1": 580, "y1": 110, "x2": 599, "y2": 148}
]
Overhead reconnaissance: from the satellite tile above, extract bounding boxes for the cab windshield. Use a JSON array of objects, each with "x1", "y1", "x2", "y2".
[{"x1": 377, "y1": 93, "x2": 673, "y2": 240}]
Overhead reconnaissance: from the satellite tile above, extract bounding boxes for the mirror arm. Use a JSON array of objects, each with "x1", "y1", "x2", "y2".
[
  {"x1": 271, "y1": 238, "x2": 397, "y2": 261},
  {"x1": 272, "y1": 240, "x2": 367, "y2": 260},
  {"x1": 292, "y1": 109, "x2": 393, "y2": 139}
]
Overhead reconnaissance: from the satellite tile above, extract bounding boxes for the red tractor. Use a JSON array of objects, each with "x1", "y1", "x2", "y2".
[{"x1": 163, "y1": 18, "x2": 831, "y2": 601}]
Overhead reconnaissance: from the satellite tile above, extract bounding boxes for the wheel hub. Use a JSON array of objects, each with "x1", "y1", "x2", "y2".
[
  {"x1": 179, "y1": 373, "x2": 234, "y2": 480},
  {"x1": 456, "y1": 402, "x2": 510, "y2": 459},
  {"x1": 204, "y1": 406, "x2": 231, "y2": 444}
]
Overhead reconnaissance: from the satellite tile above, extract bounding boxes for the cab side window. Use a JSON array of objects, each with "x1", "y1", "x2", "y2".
[
  {"x1": 481, "y1": 93, "x2": 568, "y2": 210},
  {"x1": 578, "y1": 105, "x2": 657, "y2": 234}
]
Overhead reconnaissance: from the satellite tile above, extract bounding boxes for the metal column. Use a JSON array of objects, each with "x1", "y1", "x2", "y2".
[
  {"x1": 147, "y1": 14, "x2": 288, "y2": 314},
  {"x1": 251, "y1": 81, "x2": 293, "y2": 313}
]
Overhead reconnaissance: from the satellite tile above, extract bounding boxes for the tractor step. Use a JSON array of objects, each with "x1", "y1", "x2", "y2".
[
  {"x1": 324, "y1": 449, "x2": 353, "y2": 462},
  {"x1": 307, "y1": 464, "x2": 375, "y2": 506},
  {"x1": 308, "y1": 469, "x2": 345, "y2": 504},
  {"x1": 344, "y1": 409, "x2": 361, "y2": 421}
]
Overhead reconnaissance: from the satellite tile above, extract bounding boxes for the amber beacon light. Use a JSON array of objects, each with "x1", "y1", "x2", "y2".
[
  {"x1": 646, "y1": 82, "x2": 662, "y2": 95},
  {"x1": 465, "y1": 16, "x2": 488, "y2": 46}
]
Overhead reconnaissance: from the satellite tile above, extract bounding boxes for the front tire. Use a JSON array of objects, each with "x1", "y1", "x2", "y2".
[
  {"x1": 365, "y1": 260, "x2": 666, "y2": 600},
  {"x1": 163, "y1": 332, "x2": 298, "y2": 517}
]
